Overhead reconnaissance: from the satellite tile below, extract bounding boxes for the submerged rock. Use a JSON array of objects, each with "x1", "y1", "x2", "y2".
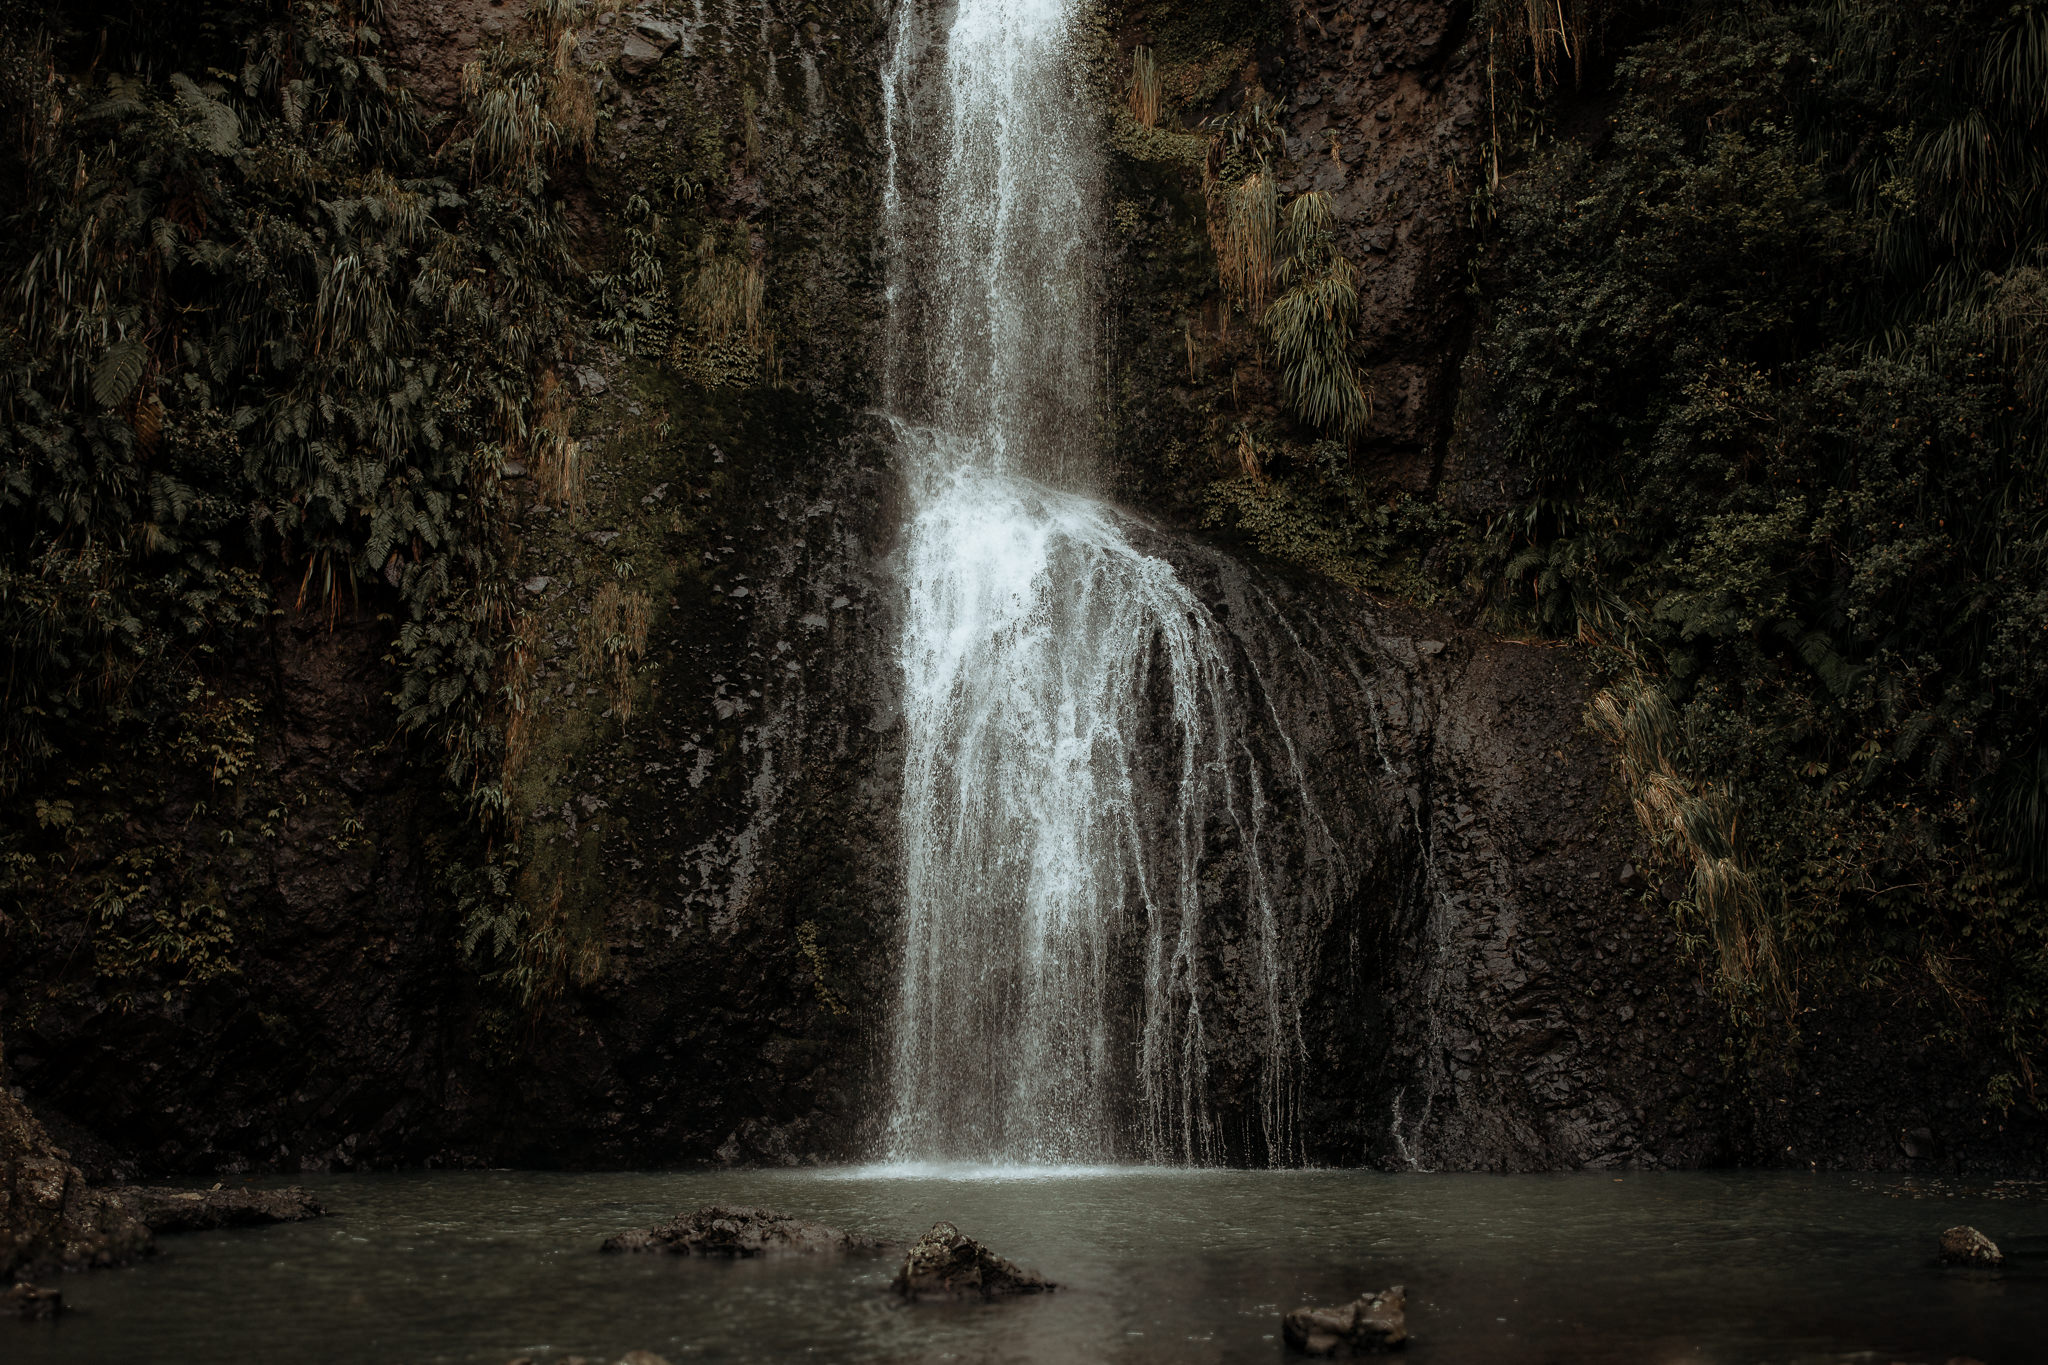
[
  {"x1": 6, "y1": 1282, "x2": 64, "y2": 1319},
  {"x1": 124, "y1": 1185, "x2": 327, "y2": 1234},
  {"x1": 599, "y1": 1205, "x2": 884, "y2": 1256},
  {"x1": 1283, "y1": 1286, "x2": 1408, "y2": 1355},
  {"x1": 1937, "y1": 1226, "x2": 2003, "y2": 1266},
  {"x1": 890, "y1": 1222, "x2": 1055, "y2": 1301}
]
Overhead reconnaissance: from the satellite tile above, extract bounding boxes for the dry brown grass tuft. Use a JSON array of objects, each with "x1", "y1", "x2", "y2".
[
  {"x1": 1127, "y1": 46, "x2": 1160, "y2": 129},
  {"x1": 1591, "y1": 681, "x2": 1790, "y2": 1008}
]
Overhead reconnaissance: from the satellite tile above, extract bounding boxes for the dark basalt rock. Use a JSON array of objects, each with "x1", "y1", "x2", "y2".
[
  {"x1": 890, "y1": 1222, "x2": 1055, "y2": 1301},
  {"x1": 123, "y1": 1185, "x2": 327, "y2": 1235},
  {"x1": 2, "y1": 1036, "x2": 154, "y2": 1277},
  {"x1": 1937, "y1": 1226, "x2": 2003, "y2": 1266},
  {"x1": 5, "y1": 1282, "x2": 65, "y2": 1319},
  {"x1": 1283, "y1": 1285, "x2": 1408, "y2": 1355},
  {"x1": 599, "y1": 1205, "x2": 885, "y2": 1256}
]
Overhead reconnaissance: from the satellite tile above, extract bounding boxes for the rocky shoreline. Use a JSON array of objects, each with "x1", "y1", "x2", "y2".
[{"x1": 5, "y1": 1031, "x2": 325, "y2": 1295}]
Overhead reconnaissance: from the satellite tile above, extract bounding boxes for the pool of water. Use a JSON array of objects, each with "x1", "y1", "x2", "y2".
[{"x1": 6, "y1": 1167, "x2": 2043, "y2": 1363}]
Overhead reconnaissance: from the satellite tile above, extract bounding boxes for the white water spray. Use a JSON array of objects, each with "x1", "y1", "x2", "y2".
[{"x1": 881, "y1": 0, "x2": 1302, "y2": 1164}]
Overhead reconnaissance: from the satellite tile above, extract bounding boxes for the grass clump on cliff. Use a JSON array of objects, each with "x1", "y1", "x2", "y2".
[{"x1": 1201, "y1": 96, "x2": 1368, "y2": 440}]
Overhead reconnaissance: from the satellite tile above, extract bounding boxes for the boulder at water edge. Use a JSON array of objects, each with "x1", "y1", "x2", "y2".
[
  {"x1": 6, "y1": 1282, "x2": 64, "y2": 1319},
  {"x1": 599, "y1": 1205, "x2": 886, "y2": 1256},
  {"x1": 1283, "y1": 1286, "x2": 1408, "y2": 1355},
  {"x1": 890, "y1": 1222, "x2": 1056, "y2": 1301},
  {"x1": 1937, "y1": 1226, "x2": 2003, "y2": 1266},
  {"x1": 125, "y1": 1184, "x2": 326, "y2": 1234},
  {"x1": 1, "y1": 1031, "x2": 153, "y2": 1277}
]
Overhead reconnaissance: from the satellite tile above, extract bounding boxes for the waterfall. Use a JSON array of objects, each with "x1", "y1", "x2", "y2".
[{"x1": 880, "y1": 0, "x2": 1303, "y2": 1165}]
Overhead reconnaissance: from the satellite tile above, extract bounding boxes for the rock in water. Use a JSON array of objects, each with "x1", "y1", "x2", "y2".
[
  {"x1": 6, "y1": 1282, "x2": 64, "y2": 1319},
  {"x1": 1, "y1": 1030, "x2": 153, "y2": 1277},
  {"x1": 1283, "y1": 1286, "x2": 1408, "y2": 1355},
  {"x1": 890, "y1": 1222, "x2": 1055, "y2": 1301},
  {"x1": 599, "y1": 1206, "x2": 885, "y2": 1256},
  {"x1": 126, "y1": 1185, "x2": 326, "y2": 1234},
  {"x1": 1937, "y1": 1226, "x2": 2003, "y2": 1266}
]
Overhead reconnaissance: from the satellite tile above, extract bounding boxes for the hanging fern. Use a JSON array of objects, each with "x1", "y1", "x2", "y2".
[{"x1": 1266, "y1": 192, "x2": 1370, "y2": 439}]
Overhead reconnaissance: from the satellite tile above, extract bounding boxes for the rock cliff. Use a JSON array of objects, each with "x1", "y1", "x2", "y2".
[{"x1": 1, "y1": 0, "x2": 2040, "y2": 1179}]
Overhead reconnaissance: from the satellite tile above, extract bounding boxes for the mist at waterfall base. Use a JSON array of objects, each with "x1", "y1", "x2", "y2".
[{"x1": 13, "y1": 1169, "x2": 2045, "y2": 1365}]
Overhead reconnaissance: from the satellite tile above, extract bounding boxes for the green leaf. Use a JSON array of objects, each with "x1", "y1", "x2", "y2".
[{"x1": 91, "y1": 339, "x2": 149, "y2": 409}]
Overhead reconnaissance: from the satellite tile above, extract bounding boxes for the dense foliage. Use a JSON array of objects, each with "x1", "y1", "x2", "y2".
[
  {"x1": 1478, "y1": 0, "x2": 2048, "y2": 1097},
  {"x1": 0, "y1": 0, "x2": 598, "y2": 995},
  {"x1": 1138, "y1": 0, "x2": 2046, "y2": 1100},
  {"x1": 0, "y1": 0, "x2": 591, "y2": 806}
]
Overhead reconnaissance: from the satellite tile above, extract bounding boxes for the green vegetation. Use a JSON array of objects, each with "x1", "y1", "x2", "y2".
[
  {"x1": 1133, "y1": 0, "x2": 2048, "y2": 1100},
  {"x1": 1195, "y1": 95, "x2": 1368, "y2": 440},
  {"x1": 1477, "y1": 0, "x2": 2048, "y2": 1099},
  {"x1": 1267, "y1": 191, "x2": 1370, "y2": 440},
  {"x1": 0, "y1": 0, "x2": 589, "y2": 802},
  {"x1": 0, "y1": 0, "x2": 591, "y2": 993}
]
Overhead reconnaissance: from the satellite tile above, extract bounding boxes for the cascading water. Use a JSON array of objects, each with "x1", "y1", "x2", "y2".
[{"x1": 879, "y1": 0, "x2": 1307, "y2": 1165}]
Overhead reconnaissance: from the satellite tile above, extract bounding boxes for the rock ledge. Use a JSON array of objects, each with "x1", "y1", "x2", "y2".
[{"x1": 124, "y1": 1185, "x2": 327, "y2": 1234}]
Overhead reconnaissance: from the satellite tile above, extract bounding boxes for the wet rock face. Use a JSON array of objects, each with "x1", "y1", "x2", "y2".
[
  {"x1": 1105, "y1": 5, "x2": 2048, "y2": 1176},
  {"x1": 1283, "y1": 1284, "x2": 1408, "y2": 1355},
  {"x1": 4, "y1": 0, "x2": 2043, "y2": 1186},
  {"x1": 890, "y1": 1223, "x2": 1056, "y2": 1301},
  {"x1": 2, "y1": 600, "x2": 489, "y2": 1177},
  {"x1": 2, "y1": 0, "x2": 901, "y2": 1177},
  {"x1": 600, "y1": 1205, "x2": 886, "y2": 1256},
  {"x1": 385, "y1": 0, "x2": 533, "y2": 109},
  {"x1": 1142, "y1": 538, "x2": 1735, "y2": 1173}
]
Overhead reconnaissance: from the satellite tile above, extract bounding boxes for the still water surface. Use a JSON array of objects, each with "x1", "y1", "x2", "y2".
[{"x1": 7, "y1": 1168, "x2": 2044, "y2": 1364}]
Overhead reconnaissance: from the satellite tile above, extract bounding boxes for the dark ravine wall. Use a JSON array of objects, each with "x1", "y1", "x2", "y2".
[{"x1": 3, "y1": 0, "x2": 2043, "y2": 1181}]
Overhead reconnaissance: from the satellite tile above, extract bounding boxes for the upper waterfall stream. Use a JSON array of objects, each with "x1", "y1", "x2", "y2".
[{"x1": 878, "y1": 0, "x2": 1306, "y2": 1164}]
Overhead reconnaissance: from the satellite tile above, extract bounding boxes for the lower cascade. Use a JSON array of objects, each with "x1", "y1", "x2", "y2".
[{"x1": 877, "y1": 0, "x2": 1314, "y2": 1165}]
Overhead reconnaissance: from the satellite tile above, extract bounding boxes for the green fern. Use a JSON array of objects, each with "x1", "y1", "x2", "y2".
[{"x1": 1266, "y1": 192, "x2": 1370, "y2": 439}]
